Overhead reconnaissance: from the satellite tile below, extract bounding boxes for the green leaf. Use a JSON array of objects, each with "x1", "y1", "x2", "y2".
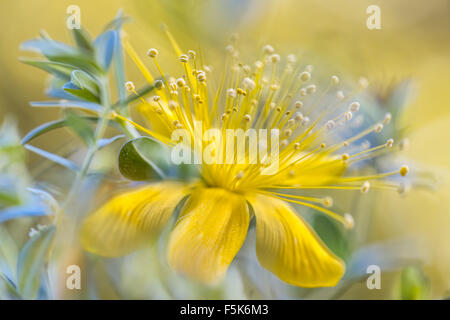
[
  {"x1": 24, "y1": 144, "x2": 79, "y2": 171},
  {"x1": 0, "y1": 273, "x2": 19, "y2": 299},
  {"x1": 71, "y1": 70, "x2": 99, "y2": 96},
  {"x1": 93, "y1": 30, "x2": 116, "y2": 71},
  {"x1": 0, "y1": 191, "x2": 21, "y2": 207},
  {"x1": 103, "y1": 10, "x2": 132, "y2": 31},
  {"x1": 30, "y1": 100, "x2": 102, "y2": 112},
  {"x1": 71, "y1": 28, "x2": 94, "y2": 53},
  {"x1": 312, "y1": 214, "x2": 350, "y2": 261},
  {"x1": 17, "y1": 226, "x2": 55, "y2": 299},
  {"x1": 0, "y1": 206, "x2": 50, "y2": 224},
  {"x1": 22, "y1": 117, "x2": 119, "y2": 145},
  {"x1": 63, "y1": 81, "x2": 100, "y2": 103},
  {"x1": 22, "y1": 119, "x2": 69, "y2": 144},
  {"x1": 118, "y1": 137, "x2": 168, "y2": 180},
  {"x1": 112, "y1": 29, "x2": 126, "y2": 111},
  {"x1": 21, "y1": 39, "x2": 78, "y2": 58},
  {"x1": 64, "y1": 112, "x2": 96, "y2": 146},
  {"x1": 393, "y1": 266, "x2": 430, "y2": 300},
  {"x1": 20, "y1": 58, "x2": 74, "y2": 81},
  {"x1": 97, "y1": 135, "x2": 125, "y2": 149},
  {"x1": 0, "y1": 225, "x2": 18, "y2": 281}
]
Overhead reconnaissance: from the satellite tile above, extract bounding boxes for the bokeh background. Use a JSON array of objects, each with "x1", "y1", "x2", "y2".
[{"x1": 0, "y1": 0, "x2": 449, "y2": 299}]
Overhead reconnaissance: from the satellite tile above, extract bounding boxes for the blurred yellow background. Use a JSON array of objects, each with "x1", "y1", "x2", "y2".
[{"x1": 0, "y1": 0, "x2": 449, "y2": 298}]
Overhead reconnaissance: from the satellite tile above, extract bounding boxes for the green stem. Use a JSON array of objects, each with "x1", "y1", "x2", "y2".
[{"x1": 54, "y1": 77, "x2": 112, "y2": 224}]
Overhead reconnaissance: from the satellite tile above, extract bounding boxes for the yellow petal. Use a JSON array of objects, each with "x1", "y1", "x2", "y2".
[
  {"x1": 167, "y1": 188, "x2": 249, "y2": 284},
  {"x1": 249, "y1": 193, "x2": 345, "y2": 287},
  {"x1": 81, "y1": 182, "x2": 187, "y2": 257}
]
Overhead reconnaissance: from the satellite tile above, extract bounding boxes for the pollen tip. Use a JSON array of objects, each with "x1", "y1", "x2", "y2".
[
  {"x1": 323, "y1": 196, "x2": 333, "y2": 208},
  {"x1": 400, "y1": 165, "x2": 409, "y2": 177},
  {"x1": 263, "y1": 45, "x2": 275, "y2": 55},
  {"x1": 384, "y1": 112, "x2": 392, "y2": 124},
  {"x1": 361, "y1": 181, "x2": 370, "y2": 193},
  {"x1": 386, "y1": 138, "x2": 394, "y2": 148},
  {"x1": 344, "y1": 213, "x2": 355, "y2": 230},
  {"x1": 147, "y1": 48, "x2": 159, "y2": 58},
  {"x1": 179, "y1": 54, "x2": 189, "y2": 63},
  {"x1": 125, "y1": 81, "x2": 135, "y2": 92},
  {"x1": 331, "y1": 75, "x2": 339, "y2": 85},
  {"x1": 358, "y1": 77, "x2": 369, "y2": 89},
  {"x1": 375, "y1": 123, "x2": 384, "y2": 133},
  {"x1": 154, "y1": 79, "x2": 164, "y2": 90},
  {"x1": 299, "y1": 71, "x2": 311, "y2": 82},
  {"x1": 349, "y1": 101, "x2": 360, "y2": 112}
]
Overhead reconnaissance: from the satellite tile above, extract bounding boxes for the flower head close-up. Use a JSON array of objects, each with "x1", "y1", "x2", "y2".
[{"x1": 80, "y1": 32, "x2": 408, "y2": 287}]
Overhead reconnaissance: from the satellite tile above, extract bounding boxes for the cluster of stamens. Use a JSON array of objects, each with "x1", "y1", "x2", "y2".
[{"x1": 118, "y1": 37, "x2": 410, "y2": 230}]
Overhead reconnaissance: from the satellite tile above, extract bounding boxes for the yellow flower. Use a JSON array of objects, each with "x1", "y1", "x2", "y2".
[{"x1": 81, "y1": 33, "x2": 408, "y2": 287}]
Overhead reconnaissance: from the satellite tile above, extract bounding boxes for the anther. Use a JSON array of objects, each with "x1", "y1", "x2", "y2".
[
  {"x1": 254, "y1": 61, "x2": 264, "y2": 70},
  {"x1": 323, "y1": 197, "x2": 333, "y2": 208},
  {"x1": 263, "y1": 45, "x2": 275, "y2": 55},
  {"x1": 331, "y1": 75, "x2": 339, "y2": 85},
  {"x1": 306, "y1": 84, "x2": 316, "y2": 94},
  {"x1": 287, "y1": 54, "x2": 296, "y2": 63},
  {"x1": 125, "y1": 81, "x2": 135, "y2": 92},
  {"x1": 344, "y1": 213, "x2": 355, "y2": 229},
  {"x1": 176, "y1": 78, "x2": 186, "y2": 87},
  {"x1": 326, "y1": 120, "x2": 336, "y2": 130},
  {"x1": 361, "y1": 181, "x2": 370, "y2": 193},
  {"x1": 336, "y1": 90, "x2": 345, "y2": 100},
  {"x1": 349, "y1": 101, "x2": 360, "y2": 112},
  {"x1": 345, "y1": 111, "x2": 353, "y2": 121},
  {"x1": 375, "y1": 123, "x2": 384, "y2": 133},
  {"x1": 386, "y1": 138, "x2": 394, "y2": 148},
  {"x1": 384, "y1": 112, "x2": 392, "y2": 124},
  {"x1": 179, "y1": 54, "x2": 189, "y2": 63},
  {"x1": 147, "y1": 48, "x2": 159, "y2": 58},
  {"x1": 154, "y1": 80, "x2": 164, "y2": 90},
  {"x1": 243, "y1": 77, "x2": 256, "y2": 90},
  {"x1": 358, "y1": 77, "x2": 369, "y2": 89},
  {"x1": 270, "y1": 54, "x2": 281, "y2": 64},
  {"x1": 237, "y1": 88, "x2": 246, "y2": 96},
  {"x1": 400, "y1": 165, "x2": 409, "y2": 177},
  {"x1": 197, "y1": 71, "x2": 206, "y2": 82},
  {"x1": 187, "y1": 50, "x2": 196, "y2": 59},
  {"x1": 227, "y1": 88, "x2": 237, "y2": 98},
  {"x1": 299, "y1": 71, "x2": 311, "y2": 82},
  {"x1": 295, "y1": 101, "x2": 303, "y2": 109}
]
